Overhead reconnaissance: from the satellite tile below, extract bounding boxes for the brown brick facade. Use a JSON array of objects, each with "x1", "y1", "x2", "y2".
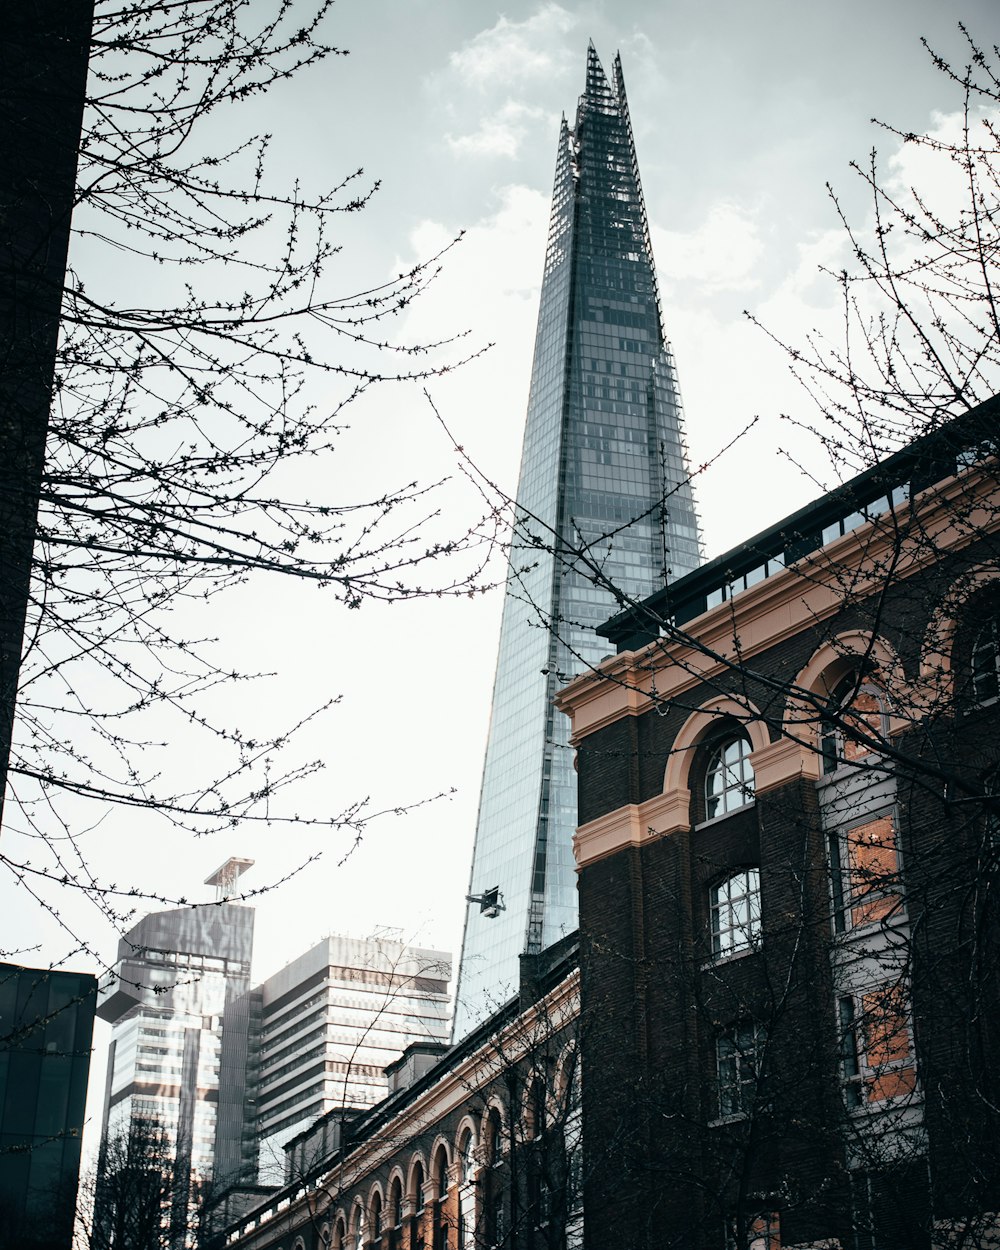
[{"x1": 563, "y1": 412, "x2": 1000, "y2": 1250}]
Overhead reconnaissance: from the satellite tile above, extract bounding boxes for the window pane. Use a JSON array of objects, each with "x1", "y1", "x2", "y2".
[
  {"x1": 973, "y1": 620, "x2": 1000, "y2": 703},
  {"x1": 846, "y1": 815, "x2": 899, "y2": 927},
  {"x1": 704, "y1": 737, "x2": 755, "y2": 818},
  {"x1": 710, "y1": 869, "x2": 762, "y2": 957}
]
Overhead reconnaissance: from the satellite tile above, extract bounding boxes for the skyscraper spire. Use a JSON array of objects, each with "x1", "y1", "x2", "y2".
[{"x1": 453, "y1": 47, "x2": 701, "y2": 1036}]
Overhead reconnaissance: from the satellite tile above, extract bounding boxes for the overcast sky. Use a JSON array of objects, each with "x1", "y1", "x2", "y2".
[
  {"x1": 9, "y1": 0, "x2": 998, "y2": 1151},
  {"x1": 215, "y1": 0, "x2": 995, "y2": 975}
]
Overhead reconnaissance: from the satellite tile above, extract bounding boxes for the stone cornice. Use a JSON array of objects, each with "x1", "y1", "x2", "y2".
[
  {"x1": 574, "y1": 789, "x2": 690, "y2": 869},
  {"x1": 752, "y1": 733, "x2": 821, "y2": 792},
  {"x1": 557, "y1": 465, "x2": 1000, "y2": 743}
]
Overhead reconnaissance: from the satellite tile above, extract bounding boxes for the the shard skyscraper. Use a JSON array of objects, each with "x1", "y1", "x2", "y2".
[{"x1": 453, "y1": 46, "x2": 701, "y2": 1035}]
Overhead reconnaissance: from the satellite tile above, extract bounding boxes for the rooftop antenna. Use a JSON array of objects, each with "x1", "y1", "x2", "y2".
[{"x1": 204, "y1": 857, "x2": 254, "y2": 902}]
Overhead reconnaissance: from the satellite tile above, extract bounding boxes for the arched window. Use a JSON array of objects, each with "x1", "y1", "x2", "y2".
[
  {"x1": 459, "y1": 1129, "x2": 476, "y2": 1183},
  {"x1": 410, "y1": 1161, "x2": 426, "y2": 1250},
  {"x1": 369, "y1": 1192, "x2": 382, "y2": 1245},
  {"x1": 387, "y1": 1175, "x2": 404, "y2": 1250},
  {"x1": 705, "y1": 736, "x2": 755, "y2": 818},
  {"x1": 433, "y1": 1146, "x2": 450, "y2": 1250},
  {"x1": 481, "y1": 1108, "x2": 506, "y2": 1250},
  {"x1": 456, "y1": 1130, "x2": 476, "y2": 1250},
  {"x1": 352, "y1": 1203, "x2": 366, "y2": 1250},
  {"x1": 710, "y1": 868, "x2": 762, "y2": 958},
  {"x1": 973, "y1": 617, "x2": 1000, "y2": 704},
  {"x1": 483, "y1": 1107, "x2": 503, "y2": 1166},
  {"x1": 820, "y1": 675, "x2": 887, "y2": 773},
  {"x1": 527, "y1": 1074, "x2": 547, "y2": 1139}
]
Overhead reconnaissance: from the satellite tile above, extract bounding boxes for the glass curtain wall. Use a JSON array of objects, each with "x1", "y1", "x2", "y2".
[{"x1": 453, "y1": 46, "x2": 701, "y2": 1036}]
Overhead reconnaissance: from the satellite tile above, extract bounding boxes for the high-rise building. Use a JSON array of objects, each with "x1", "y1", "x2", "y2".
[
  {"x1": 214, "y1": 934, "x2": 451, "y2": 1188},
  {"x1": 95, "y1": 862, "x2": 255, "y2": 1247},
  {"x1": 453, "y1": 45, "x2": 701, "y2": 1035},
  {"x1": 0, "y1": 963, "x2": 96, "y2": 1250}
]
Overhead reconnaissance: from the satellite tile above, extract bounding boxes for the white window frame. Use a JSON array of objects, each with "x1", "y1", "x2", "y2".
[
  {"x1": 705, "y1": 737, "x2": 755, "y2": 819},
  {"x1": 710, "y1": 868, "x2": 762, "y2": 959}
]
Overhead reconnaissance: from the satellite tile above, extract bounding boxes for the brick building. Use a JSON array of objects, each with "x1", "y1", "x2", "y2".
[
  {"x1": 558, "y1": 398, "x2": 1000, "y2": 1250},
  {"x1": 212, "y1": 402, "x2": 1000, "y2": 1250},
  {"x1": 206, "y1": 937, "x2": 580, "y2": 1250}
]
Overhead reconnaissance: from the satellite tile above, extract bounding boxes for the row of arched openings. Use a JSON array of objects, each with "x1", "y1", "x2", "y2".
[{"x1": 290, "y1": 1054, "x2": 579, "y2": 1250}]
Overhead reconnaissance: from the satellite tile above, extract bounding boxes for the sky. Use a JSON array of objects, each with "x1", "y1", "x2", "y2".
[{"x1": 7, "y1": 0, "x2": 998, "y2": 1154}]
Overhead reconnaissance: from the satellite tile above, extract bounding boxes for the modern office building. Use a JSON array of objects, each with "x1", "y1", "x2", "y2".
[
  {"x1": 214, "y1": 934, "x2": 452, "y2": 1189},
  {"x1": 453, "y1": 45, "x2": 701, "y2": 1035},
  {"x1": 95, "y1": 862, "x2": 255, "y2": 1248},
  {"x1": 0, "y1": 963, "x2": 97, "y2": 1250}
]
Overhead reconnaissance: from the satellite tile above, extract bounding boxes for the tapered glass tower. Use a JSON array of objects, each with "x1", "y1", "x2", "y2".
[{"x1": 453, "y1": 46, "x2": 701, "y2": 1035}]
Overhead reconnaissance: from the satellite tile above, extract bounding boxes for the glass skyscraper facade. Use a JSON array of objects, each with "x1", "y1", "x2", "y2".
[
  {"x1": 0, "y1": 964, "x2": 96, "y2": 1250},
  {"x1": 453, "y1": 46, "x2": 701, "y2": 1036},
  {"x1": 96, "y1": 899, "x2": 254, "y2": 1247}
]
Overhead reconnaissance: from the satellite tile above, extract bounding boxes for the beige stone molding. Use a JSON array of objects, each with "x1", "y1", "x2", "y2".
[
  {"x1": 574, "y1": 788, "x2": 690, "y2": 869},
  {"x1": 663, "y1": 696, "x2": 769, "y2": 796},
  {"x1": 558, "y1": 464, "x2": 1000, "y2": 745},
  {"x1": 751, "y1": 733, "x2": 820, "y2": 791}
]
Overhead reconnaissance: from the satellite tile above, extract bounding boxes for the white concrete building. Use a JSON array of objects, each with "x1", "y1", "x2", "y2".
[{"x1": 214, "y1": 934, "x2": 451, "y2": 1187}]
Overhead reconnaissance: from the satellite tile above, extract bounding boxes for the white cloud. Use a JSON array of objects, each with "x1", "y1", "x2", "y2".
[
  {"x1": 616, "y1": 30, "x2": 657, "y2": 81},
  {"x1": 391, "y1": 183, "x2": 551, "y2": 486},
  {"x1": 654, "y1": 203, "x2": 766, "y2": 295},
  {"x1": 447, "y1": 100, "x2": 545, "y2": 159},
  {"x1": 449, "y1": 4, "x2": 577, "y2": 91}
]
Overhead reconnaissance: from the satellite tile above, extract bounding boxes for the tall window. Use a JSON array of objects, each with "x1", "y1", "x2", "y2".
[
  {"x1": 838, "y1": 986, "x2": 916, "y2": 1106},
  {"x1": 433, "y1": 1148, "x2": 450, "y2": 1250},
  {"x1": 710, "y1": 869, "x2": 762, "y2": 958},
  {"x1": 483, "y1": 1109, "x2": 505, "y2": 1250},
  {"x1": 527, "y1": 1074, "x2": 547, "y2": 1139},
  {"x1": 457, "y1": 1132, "x2": 476, "y2": 1250},
  {"x1": 717, "y1": 1021, "x2": 765, "y2": 1118},
  {"x1": 387, "y1": 1177, "x2": 403, "y2": 1250},
  {"x1": 972, "y1": 617, "x2": 1000, "y2": 704},
  {"x1": 862, "y1": 984, "x2": 916, "y2": 1101},
  {"x1": 705, "y1": 736, "x2": 755, "y2": 819},
  {"x1": 837, "y1": 996, "x2": 864, "y2": 1109},
  {"x1": 821, "y1": 676, "x2": 887, "y2": 773},
  {"x1": 829, "y1": 813, "x2": 901, "y2": 932},
  {"x1": 411, "y1": 1161, "x2": 426, "y2": 1250},
  {"x1": 352, "y1": 1205, "x2": 365, "y2": 1250}
]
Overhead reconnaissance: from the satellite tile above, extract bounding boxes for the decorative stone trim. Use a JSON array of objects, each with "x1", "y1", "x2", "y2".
[
  {"x1": 574, "y1": 788, "x2": 690, "y2": 869},
  {"x1": 558, "y1": 463, "x2": 1000, "y2": 744},
  {"x1": 663, "y1": 697, "x2": 769, "y2": 796},
  {"x1": 751, "y1": 733, "x2": 819, "y2": 792}
]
